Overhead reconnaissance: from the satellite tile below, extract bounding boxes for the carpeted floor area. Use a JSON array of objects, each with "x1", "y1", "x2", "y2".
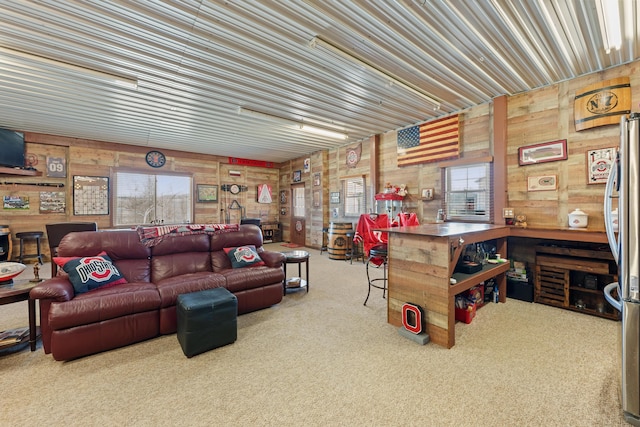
[{"x1": 0, "y1": 246, "x2": 627, "y2": 426}]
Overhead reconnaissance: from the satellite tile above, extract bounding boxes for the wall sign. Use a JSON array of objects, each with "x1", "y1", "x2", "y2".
[
  {"x1": 46, "y1": 157, "x2": 66, "y2": 177},
  {"x1": 574, "y1": 77, "x2": 631, "y2": 131},
  {"x1": 587, "y1": 147, "x2": 616, "y2": 184}
]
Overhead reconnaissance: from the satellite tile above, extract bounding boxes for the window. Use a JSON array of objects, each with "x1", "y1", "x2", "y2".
[
  {"x1": 114, "y1": 172, "x2": 192, "y2": 226},
  {"x1": 292, "y1": 185, "x2": 305, "y2": 217},
  {"x1": 343, "y1": 176, "x2": 365, "y2": 217},
  {"x1": 444, "y1": 163, "x2": 491, "y2": 222}
]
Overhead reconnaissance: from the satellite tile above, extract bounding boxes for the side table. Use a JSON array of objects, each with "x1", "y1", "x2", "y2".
[
  {"x1": 0, "y1": 279, "x2": 39, "y2": 352},
  {"x1": 282, "y1": 250, "x2": 309, "y2": 295}
]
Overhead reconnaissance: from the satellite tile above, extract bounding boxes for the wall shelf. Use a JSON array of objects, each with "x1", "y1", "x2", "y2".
[{"x1": 0, "y1": 166, "x2": 41, "y2": 176}]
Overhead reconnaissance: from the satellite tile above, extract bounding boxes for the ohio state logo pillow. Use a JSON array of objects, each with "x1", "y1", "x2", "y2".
[
  {"x1": 223, "y1": 245, "x2": 265, "y2": 268},
  {"x1": 54, "y1": 251, "x2": 127, "y2": 294}
]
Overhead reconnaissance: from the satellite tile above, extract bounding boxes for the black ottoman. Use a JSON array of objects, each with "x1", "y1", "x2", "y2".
[{"x1": 177, "y1": 287, "x2": 237, "y2": 358}]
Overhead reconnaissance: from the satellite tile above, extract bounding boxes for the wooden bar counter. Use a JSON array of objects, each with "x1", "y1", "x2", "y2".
[{"x1": 381, "y1": 223, "x2": 510, "y2": 348}]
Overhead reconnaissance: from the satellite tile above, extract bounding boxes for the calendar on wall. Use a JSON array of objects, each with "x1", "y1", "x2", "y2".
[{"x1": 73, "y1": 176, "x2": 109, "y2": 215}]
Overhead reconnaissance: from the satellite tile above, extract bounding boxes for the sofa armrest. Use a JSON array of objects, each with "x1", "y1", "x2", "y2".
[
  {"x1": 29, "y1": 277, "x2": 75, "y2": 302},
  {"x1": 259, "y1": 250, "x2": 286, "y2": 268}
]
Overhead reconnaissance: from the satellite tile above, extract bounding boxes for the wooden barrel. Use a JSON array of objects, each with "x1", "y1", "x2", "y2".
[{"x1": 327, "y1": 222, "x2": 352, "y2": 260}]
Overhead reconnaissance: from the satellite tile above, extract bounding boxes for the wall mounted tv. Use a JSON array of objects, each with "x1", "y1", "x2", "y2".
[{"x1": 0, "y1": 128, "x2": 25, "y2": 168}]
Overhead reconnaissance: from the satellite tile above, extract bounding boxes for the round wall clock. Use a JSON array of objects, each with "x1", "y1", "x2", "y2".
[
  {"x1": 146, "y1": 150, "x2": 166, "y2": 168},
  {"x1": 229, "y1": 184, "x2": 241, "y2": 194}
]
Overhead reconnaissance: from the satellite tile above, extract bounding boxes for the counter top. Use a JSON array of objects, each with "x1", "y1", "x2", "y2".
[{"x1": 378, "y1": 223, "x2": 509, "y2": 238}]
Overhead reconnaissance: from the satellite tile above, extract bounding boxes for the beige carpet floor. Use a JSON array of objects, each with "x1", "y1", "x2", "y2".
[{"x1": 0, "y1": 245, "x2": 627, "y2": 426}]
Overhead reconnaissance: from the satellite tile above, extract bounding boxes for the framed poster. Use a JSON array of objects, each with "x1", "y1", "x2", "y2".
[
  {"x1": 313, "y1": 189, "x2": 321, "y2": 207},
  {"x1": 518, "y1": 140, "x2": 567, "y2": 165},
  {"x1": 421, "y1": 188, "x2": 434, "y2": 200},
  {"x1": 587, "y1": 147, "x2": 616, "y2": 184},
  {"x1": 527, "y1": 175, "x2": 558, "y2": 192},
  {"x1": 197, "y1": 184, "x2": 218, "y2": 202},
  {"x1": 293, "y1": 170, "x2": 302, "y2": 182},
  {"x1": 313, "y1": 173, "x2": 321, "y2": 186},
  {"x1": 330, "y1": 192, "x2": 340, "y2": 204},
  {"x1": 40, "y1": 191, "x2": 66, "y2": 213},
  {"x1": 73, "y1": 176, "x2": 109, "y2": 215},
  {"x1": 280, "y1": 189, "x2": 288, "y2": 205}
]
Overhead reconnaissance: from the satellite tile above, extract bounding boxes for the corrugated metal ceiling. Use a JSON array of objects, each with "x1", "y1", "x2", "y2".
[{"x1": 0, "y1": 0, "x2": 637, "y2": 163}]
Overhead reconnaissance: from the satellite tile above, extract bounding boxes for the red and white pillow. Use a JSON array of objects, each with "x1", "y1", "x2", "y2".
[
  {"x1": 54, "y1": 251, "x2": 127, "y2": 294},
  {"x1": 223, "y1": 246, "x2": 265, "y2": 268}
]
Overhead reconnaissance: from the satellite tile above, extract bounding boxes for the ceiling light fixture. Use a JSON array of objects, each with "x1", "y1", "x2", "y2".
[
  {"x1": 0, "y1": 46, "x2": 138, "y2": 89},
  {"x1": 596, "y1": 0, "x2": 622, "y2": 53},
  {"x1": 309, "y1": 36, "x2": 440, "y2": 109},
  {"x1": 237, "y1": 107, "x2": 348, "y2": 140}
]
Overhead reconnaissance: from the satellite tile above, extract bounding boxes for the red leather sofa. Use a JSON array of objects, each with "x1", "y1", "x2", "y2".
[{"x1": 30, "y1": 224, "x2": 285, "y2": 361}]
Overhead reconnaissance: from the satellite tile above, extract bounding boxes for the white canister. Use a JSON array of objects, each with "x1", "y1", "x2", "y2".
[{"x1": 568, "y1": 208, "x2": 588, "y2": 228}]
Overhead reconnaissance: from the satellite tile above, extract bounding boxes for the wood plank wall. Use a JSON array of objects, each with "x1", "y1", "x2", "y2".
[
  {"x1": 2, "y1": 134, "x2": 281, "y2": 261},
  {"x1": 507, "y1": 62, "x2": 640, "y2": 230},
  {"x1": 4, "y1": 60, "x2": 638, "y2": 257}
]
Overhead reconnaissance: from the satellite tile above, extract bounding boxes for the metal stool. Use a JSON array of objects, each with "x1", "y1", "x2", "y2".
[
  {"x1": 364, "y1": 243, "x2": 388, "y2": 305},
  {"x1": 16, "y1": 231, "x2": 44, "y2": 264},
  {"x1": 320, "y1": 227, "x2": 328, "y2": 254}
]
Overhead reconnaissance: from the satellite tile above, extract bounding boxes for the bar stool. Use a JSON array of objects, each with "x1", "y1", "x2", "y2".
[
  {"x1": 364, "y1": 243, "x2": 388, "y2": 306},
  {"x1": 320, "y1": 227, "x2": 328, "y2": 254},
  {"x1": 16, "y1": 231, "x2": 44, "y2": 264},
  {"x1": 345, "y1": 231, "x2": 365, "y2": 264}
]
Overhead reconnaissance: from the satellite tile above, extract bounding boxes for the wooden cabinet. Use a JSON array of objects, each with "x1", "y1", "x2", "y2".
[
  {"x1": 535, "y1": 244, "x2": 620, "y2": 320},
  {"x1": 261, "y1": 222, "x2": 281, "y2": 243}
]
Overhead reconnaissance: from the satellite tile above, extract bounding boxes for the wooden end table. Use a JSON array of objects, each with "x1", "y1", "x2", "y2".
[
  {"x1": 0, "y1": 279, "x2": 39, "y2": 351},
  {"x1": 282, "y1": 250, "x2": 310, "y2": 295}
]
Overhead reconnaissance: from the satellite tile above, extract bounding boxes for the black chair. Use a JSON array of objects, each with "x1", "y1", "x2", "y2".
[
  {"x1": 240, "y1": 218, "x2": 261, "y2": 227},
  {"x1": 46, "y1": 222, "x2": 98, "y2": 276}
]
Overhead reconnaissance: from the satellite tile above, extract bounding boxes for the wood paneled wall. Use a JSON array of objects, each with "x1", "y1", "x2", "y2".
[
  {"x1": 506, "y1": 61, "x2": 640, "y2": 230},
  {"x1": 2, "y1": 134, "x2": 281, "y2": 261}
]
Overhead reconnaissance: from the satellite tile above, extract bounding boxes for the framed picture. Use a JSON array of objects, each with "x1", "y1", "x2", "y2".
[
  {"x1": 293, "y1": 170, "x2": 302, "y2": 182},
  {"x1": 313, "y1": 173, "x2": 321, "y2": 186},
  {"x1": 330, "y1": 192, "x2": 340, "y2": 204},
  {"x1": 197, "y1": 184, "x2": 218, "y2": 202},
  {"x1": 280, "y1": 189, "x2": 288, "y2": 204},
  {"x1": 313, "y1": 189, "x2": 321, "y2": 207},
  {"x1": 518, "y1": 139, "x2": 567, "y2": 166},
  {"x1": 257, "y1": 183, "x2": 272, "y2": 203},
  {"x1": 73, "y1": 176, "x2": 109, "y2": 215},
  {"x1": 587, "y1": 147, "x2": 617, "y2": 184},
  {"x1": 421, "y1": 188, "x2": 434, "y2": 200},
  {"x1": 527, "y1": 175, "x2": 558, "y2": 191}
]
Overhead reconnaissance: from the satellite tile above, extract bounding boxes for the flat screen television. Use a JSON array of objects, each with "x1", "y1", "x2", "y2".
[{"x1": 0, "y1": 128, "x2": 25, "y2": 168}]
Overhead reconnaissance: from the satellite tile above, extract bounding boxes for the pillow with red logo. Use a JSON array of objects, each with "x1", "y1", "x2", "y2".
[
  {"x1": 54, "y1": 251, "x2": 127, "y2": 294},
  {"x1": 223, "y1": 245, "x2": 265, "y2": 268}
]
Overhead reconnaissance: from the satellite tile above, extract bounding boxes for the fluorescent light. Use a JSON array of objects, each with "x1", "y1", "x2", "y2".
[
  {"x1": 596, "y1": 0, "x2": 622, "y2": 53},
  {"x1": 299, "y1": 124, "x2": 348, "y2": 140},
  {"x1": 237, "y1": 107, "x2": 348, "y2": 140},
  {"x1": 309, "y1": 36, "x2": 440, "y2": 108},
  {"x1": 0, "y1": 46, "x2": 138, "y2": 89}
]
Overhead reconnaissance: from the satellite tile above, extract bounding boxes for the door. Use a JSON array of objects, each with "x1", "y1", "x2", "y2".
[{"x1": 290, "y1": 184, "x2": 305, "y2": 246}]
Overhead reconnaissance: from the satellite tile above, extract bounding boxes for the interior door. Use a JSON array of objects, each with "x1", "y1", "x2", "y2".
[{"x1": 290, "y1": 184, "x2": 305, "y2": 246}]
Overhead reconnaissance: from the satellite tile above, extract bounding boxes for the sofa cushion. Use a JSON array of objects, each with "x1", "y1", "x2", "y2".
[
  {"x1": 54, "y1": 252, "x2": 127, "y2": 294},
  {"x1": 224, "y1": 245, "x2": 265, "y2": 268}
]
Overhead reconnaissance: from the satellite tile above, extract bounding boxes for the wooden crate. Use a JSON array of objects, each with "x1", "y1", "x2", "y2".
[{"x1": 535, "y1": 263, "x2": 569, "y2": 308}]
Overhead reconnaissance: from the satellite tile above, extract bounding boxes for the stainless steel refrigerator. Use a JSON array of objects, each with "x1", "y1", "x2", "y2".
[{"x1": 604, "y1": 112, "x2": 640, "y2": 426}]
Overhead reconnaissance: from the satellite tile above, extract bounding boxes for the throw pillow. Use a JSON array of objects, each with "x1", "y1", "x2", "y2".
[
  {"x1": 223, "y1": 245, "x2": 265, "y2": 268},
  {"x1": 54, "y1": 251, "x2": 127, "y2": 294}
]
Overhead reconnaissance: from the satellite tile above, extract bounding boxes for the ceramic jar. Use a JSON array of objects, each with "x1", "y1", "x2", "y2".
[{"x1": 568, "y1": 208, "x2": 588, "y2": 228}]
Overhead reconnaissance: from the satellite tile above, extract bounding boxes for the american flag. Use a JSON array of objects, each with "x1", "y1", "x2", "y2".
[{"x1": 397, "y1": 114, "x2": 459, "y2": 167}]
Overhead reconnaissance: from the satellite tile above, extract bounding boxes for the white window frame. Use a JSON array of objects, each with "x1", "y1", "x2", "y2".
[
  {"x1": 444, "y1": 163, "x2": 491, "y2": 222},
  {"x1": 114, "y1": 171, "x2": 193, "y2": 226},
  {"x1": 343, "y1": 176, "x2": 366, "y2": 217}
]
